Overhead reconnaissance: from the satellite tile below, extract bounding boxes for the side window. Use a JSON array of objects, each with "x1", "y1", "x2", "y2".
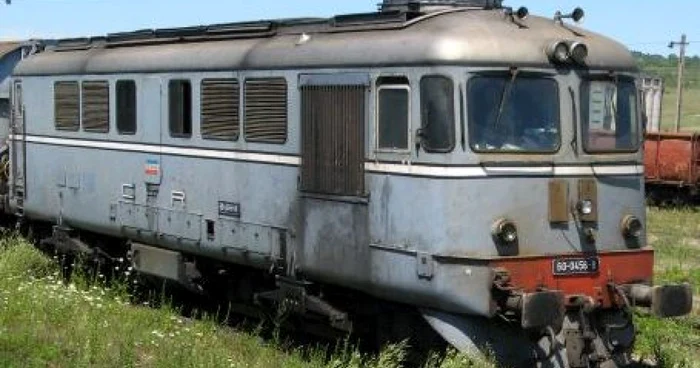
[
  {"x1": 244, "y1": 78, "x2": 287, "y2": 144},
  {"x1": 377, "y1": 77, "x2": 410, "y2": 151},
  {"x1": 54, "y1": 81, "x2": 80, "y2": 131},
  {"x1": 201, "y1": 78, "x2": 239, "y2": 141},
  {"x1": 116, "y1": 80, "x2": 137, "y2": 135},
  {"x1": 0, "y1": 99, "x2": 8, "y2": 119},
  {"x1": 420, "y1": 76, "x2": 455, "y2": 152},
  {"x1": 169, "y1": 79, "x2": 192, "y2": 137},
  {"x1": 12, "y1": 82, "x2": 22, "y2": 118},
  {"x1": 582, "y1": 79, "x2": 640, "y2": 152},
  {"x1": 82, "y1": 81, "x2": 110, "y2": 133}
]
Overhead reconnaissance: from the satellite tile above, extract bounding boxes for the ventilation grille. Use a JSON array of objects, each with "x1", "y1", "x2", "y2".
[
  {"x1": 379, "y1": 0, "x2": 502, "y2": 12},
  {"x1": 82, "y1": 81, "x2": 110, "y2": 133},
  {"x1": 201, "y1": 79, "x2": 239, "y2": 140},
  {"x1": 301, "y1": 85, "x2": 365, "y2": 196},
  {"x1": 244, "y1": 78, "x2": 287, "y2": 144},
  {"x1": 54, "y1": 81, "x2": 80, "y2": 131}
]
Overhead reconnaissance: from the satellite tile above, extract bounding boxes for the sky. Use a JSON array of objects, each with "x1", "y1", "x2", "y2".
[{"x1": 0, "y1": 0, "x2": 698, "y2": 56}]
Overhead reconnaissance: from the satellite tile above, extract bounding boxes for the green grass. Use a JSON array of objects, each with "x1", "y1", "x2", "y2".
[
  {"x1": 647, "y1": 207, "x2": 700, "y2": 293},
  {"x1": 636, "y1": 208, "x2": 700, "y2": 367},
  {"x1": 0, "y1": 235, "x2": 494, "y2": 368},
  {"x1": 659, "y1": 87, "x2": 700, "y2": 132}
]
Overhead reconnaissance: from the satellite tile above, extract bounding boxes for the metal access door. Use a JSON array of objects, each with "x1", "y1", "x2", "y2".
[
  {"x1": 298, "y1": 73, "x2": 370, "y2": 282},
  {"x1": 9, "y1": 80, "x2": 26, "y2": 214}
]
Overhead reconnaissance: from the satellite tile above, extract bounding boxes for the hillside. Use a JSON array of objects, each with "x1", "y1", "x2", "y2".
[
  {"x1": 634, "y1": 51, "x2": 700, "y2": 88},
  {"x1": 634, "y1": 51, "x2": 700, "y2": 130}
]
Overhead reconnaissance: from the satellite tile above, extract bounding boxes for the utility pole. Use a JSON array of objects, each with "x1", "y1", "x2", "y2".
[{"x1": 669, "y1": 34, "x2": 689, "y2": 132}]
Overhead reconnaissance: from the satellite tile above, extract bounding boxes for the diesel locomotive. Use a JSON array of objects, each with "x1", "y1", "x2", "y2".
[{"x1": 3, "y1": 0, "x2": 694, "y2": 367}]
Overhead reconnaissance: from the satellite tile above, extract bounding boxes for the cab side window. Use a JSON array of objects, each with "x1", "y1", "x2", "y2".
[
  {"x1": 377, "y1": 77, "x2": 410, "y2": 151},
  {"x1": 420, "y1": 76, "x2": 455, "y2": 152},
  {"x1": 0, "y1": 99, "x2": 8, "y2": 119}
]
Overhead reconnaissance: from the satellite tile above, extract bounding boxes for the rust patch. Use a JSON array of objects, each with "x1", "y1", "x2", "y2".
[
  {"x1": 644, "y1": 132, "x2": 700, "y2": 185},
  {"x1": 549, "y1": 180, "x2": 569, "y2": 223}
]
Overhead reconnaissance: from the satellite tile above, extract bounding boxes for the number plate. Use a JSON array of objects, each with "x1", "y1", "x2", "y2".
[{"x1": 552, "y1": 257, "x2": 600, "y2": 276}]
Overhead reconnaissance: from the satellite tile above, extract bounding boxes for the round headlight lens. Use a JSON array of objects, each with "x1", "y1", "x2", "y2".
[
  {"x1": 493, "y1": 219, "x2": 518, "y2": 245},
  {"x1": 548, "y1": 41, "x2": 570, "y2": 63},
  {"x1": 623, "y1": 216, "x2": 643, "y2": 239},
  {"x1": 578, "y1": 200, "x2": 594, "y2": 216},
  {"x1": 570, "y1": 42, "x2": 588, "y2": 64}
]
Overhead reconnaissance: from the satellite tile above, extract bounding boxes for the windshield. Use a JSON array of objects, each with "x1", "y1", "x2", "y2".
[
  {"x1": 581, "y1": 78, "x2": 640, "y2": 152},
  {"x1": 469, "y1": 75, "x2": 560, "y2": 153}
]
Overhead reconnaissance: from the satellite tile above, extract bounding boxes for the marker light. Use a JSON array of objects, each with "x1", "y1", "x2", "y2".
[
  {"x1": 548, "y1": 41, "x2": 570, "y2": 64},
  {"x1": 493, "y1": 219, "x2": 518, "y2": 245},
  {"x1": 577, "y1": 200, "x2": 593, "y2": 216},
  {"x1": 569, "y1": 42, "x2": 589, "y2": 64},
  {"x1": 622, "y1": 216, "x2": 643, "y2": 239}
]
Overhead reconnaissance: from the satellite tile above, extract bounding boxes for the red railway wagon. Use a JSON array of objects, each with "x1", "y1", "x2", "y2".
[{"x1": 645, "y1": 131, "x2": 700, "y2": 201}]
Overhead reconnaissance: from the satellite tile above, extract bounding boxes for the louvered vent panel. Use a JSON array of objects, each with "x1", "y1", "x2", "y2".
[
  {"x1": 201, "y1": 79, "x2": 239, "y2": 140},
  {"x1": 301, "y1": 85, "x2": 365, "y2": 196},
  {"x1": 54, "y1": 81, "x2": 80, "y2": 131},
  {"x1": 82, "y1": 81, "x2": 110, "y2": 133},
  {"x1": 244, "y1": 78, "x2": 287, "y2": 144}
]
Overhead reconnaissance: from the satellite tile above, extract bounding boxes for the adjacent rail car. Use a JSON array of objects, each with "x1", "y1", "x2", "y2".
[
  {"x1": 7, "y1": 0, "x2": 693, "y2": 367},
  {"x1": 645, "y1": 132, "x2": 700, "y2": 204}
]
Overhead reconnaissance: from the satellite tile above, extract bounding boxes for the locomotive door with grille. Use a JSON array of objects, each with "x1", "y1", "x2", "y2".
[
  {"x1": 9, "y1": 81, "x2": 26, "y2": 214},
  {"x1": 299, "y1": 74, "x2": 370, "y2": 281},
  {"x1": 300, "y1": 74, "x2": 367, "y2": 196}
]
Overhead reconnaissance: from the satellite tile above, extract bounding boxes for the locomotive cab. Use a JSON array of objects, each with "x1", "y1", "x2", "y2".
[{"x1": 362, "y1": 1, "x2": 694, "y2": 366}]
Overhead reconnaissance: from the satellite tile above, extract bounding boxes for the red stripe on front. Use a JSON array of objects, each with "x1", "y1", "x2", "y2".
[{"x1": 491, "y1": 248, "x2": 655, "y2": 308}]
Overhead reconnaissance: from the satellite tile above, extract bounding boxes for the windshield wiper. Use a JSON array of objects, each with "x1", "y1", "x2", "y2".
[
  {"x1": 569, "y1": 86, "x2": 578, "y2": 154},
  {"x1": 493, "y1": 68, "x2": 520, "y2": 131}
]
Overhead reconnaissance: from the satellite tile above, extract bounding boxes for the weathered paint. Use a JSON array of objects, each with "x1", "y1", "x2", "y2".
[
  {"x1": 645, "y1": 132, "x2": 700, "y2": 186},
  {"x1": 12, "y1": 67, "x2": 646, "y2": 318},
  {"x1": 7, "y1": 5, "x2": 657, "y2": 367},
  {"x1": 491, "y1": 248, "x2": 655, "y2": 308},
  {"x1": 14, "y1": 11, "x2": 637, "y2": 77}
]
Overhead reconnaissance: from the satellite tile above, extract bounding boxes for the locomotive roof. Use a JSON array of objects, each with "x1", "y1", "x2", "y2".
[
  {"x1": 0, "y1": 42, "x2": 22, "y2": 60},
  {"x1": 14, "y1": 8, "x2": 637, "y2": 76}
]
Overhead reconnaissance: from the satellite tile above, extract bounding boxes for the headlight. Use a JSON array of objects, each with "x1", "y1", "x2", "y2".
[
  {"x1": 493, "y1": 219, "x2": 518, "y2": 245},
  {"x1": 569, "y1": 42, "x2": 588, "y2": 65},
  {"x1": 547, "y1": 41, "x2": 570, "y2": 64},
  {"x1": 577, "y1": 200, "x2": 594, "y2": 216},
  {"x1": 622, "y1": 216, "x2": 643, "y2": 239}
]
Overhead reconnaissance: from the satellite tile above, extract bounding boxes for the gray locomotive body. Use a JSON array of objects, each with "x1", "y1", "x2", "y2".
[{"x1": 7, "y1": 2, "x2": 693, "y2": 367}]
